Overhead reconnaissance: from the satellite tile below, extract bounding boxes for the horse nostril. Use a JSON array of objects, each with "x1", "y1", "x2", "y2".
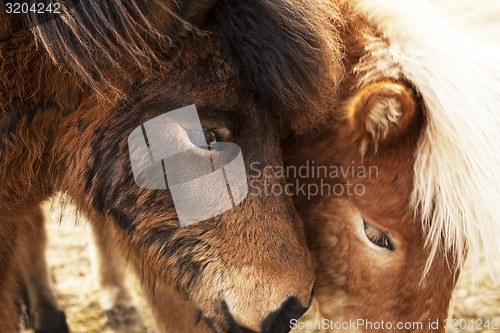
[
  {"x1": 260, "y1": 296, "x2": 310, "y2": 333},
  {"x1": 221, "y1": 285, "x2": 314, "y2": 333}
]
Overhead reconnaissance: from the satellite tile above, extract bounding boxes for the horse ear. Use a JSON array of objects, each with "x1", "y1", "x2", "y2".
[
  {"x1": 344, "y1": 81, "x2": 419, "y2": 156},
  {"x1": 177, "y1": 0, "x2": 218, "y2": 27}
]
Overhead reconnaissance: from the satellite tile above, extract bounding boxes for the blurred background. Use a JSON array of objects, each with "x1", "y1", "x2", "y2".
[{"x1": 21, "y1": 0, "x2": 500, "y2": 332}]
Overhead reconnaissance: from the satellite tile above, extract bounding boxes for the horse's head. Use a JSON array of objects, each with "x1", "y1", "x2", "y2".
[
  {"x1": 284, "y1": 2, "x2": 500, "y2": 330},
  {"x1": 286, "y1": 79, "x2": 457, "y2": 331},
  {"x1": 57, "y1": 37, "x2": 314, "y2": 333},
  {"x1": 309, "y1": 80, "x2": 461, "y2": 330},
  {"x1": 39, "y1": 0, "x2": 341, "y2": 331}
]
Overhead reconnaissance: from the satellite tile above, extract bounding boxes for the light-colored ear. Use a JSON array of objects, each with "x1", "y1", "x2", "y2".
[
  {"x1": 178, "y1": 0, "x2": 218, "y2": 27},
  {"x1": 345, "y1": 81, "x2": 418, "y2": 156}
]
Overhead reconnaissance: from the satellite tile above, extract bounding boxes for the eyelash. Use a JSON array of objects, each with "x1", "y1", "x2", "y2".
[{"x1": 363, "y1": 220, "x2": 395, "y2": 251}]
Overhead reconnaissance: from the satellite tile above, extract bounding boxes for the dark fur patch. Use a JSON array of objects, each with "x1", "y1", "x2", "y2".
[
  {"x1": 214, "y1": 0, "x2": 335, "y2": 110},
  {"x1": 260, "y1": 296, "x2": 309, "y2": 333},
  {"x1": 0, "y1": 107, "x2": 36, "y2": 152}
]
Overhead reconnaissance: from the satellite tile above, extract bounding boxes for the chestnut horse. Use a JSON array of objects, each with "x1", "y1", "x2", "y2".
[
  {"x1": 285, "y1": 1, "x2": 500, "y2": 332},
  {"x1": 0, "y1": 0, "x2": 342, "y2": 332}
]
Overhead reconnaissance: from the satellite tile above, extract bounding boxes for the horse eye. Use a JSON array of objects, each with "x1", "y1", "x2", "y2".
[
  {"x1": 363, "y1": 220, "x2": 395, "y2": 251},
  {"x1": 186, "y1": 129, "x2": 219, "y2": 149},
  {"x1": 204, "y1": 130, "x2": 217, "y2": 146}
]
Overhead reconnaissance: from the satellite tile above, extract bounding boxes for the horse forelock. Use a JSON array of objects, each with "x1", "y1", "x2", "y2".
[
  {"x1": 215, "y1": 0, "x2": 345, "y2": 130},
  {"x1": 22, "y1": 0, "x2": 198, "y2": 92},
  {"x1": 351, "y1": 0, "x2": 500, "y2": 278}
]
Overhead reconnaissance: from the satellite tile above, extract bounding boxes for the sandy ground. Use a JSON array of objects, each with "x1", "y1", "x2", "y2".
[{"x1": 19, "y1": 1, "x2": 500, "y2": 332}]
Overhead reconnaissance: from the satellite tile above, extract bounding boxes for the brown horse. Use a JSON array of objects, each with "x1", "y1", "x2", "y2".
[
  {"x1": 284, "y1": 1, "x2": 500, "y2": 332},
  {"x1": 0, "y1": 1, "x2": 343, "y2": 332}
]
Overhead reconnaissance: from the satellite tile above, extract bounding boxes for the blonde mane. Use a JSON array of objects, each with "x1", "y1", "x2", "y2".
[{"x1": 351, "y1": 0, "x2": 500, "y2": 276}]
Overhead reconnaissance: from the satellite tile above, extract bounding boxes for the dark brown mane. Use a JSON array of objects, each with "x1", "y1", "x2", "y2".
[
  {"x1": 1, "y1": 0, "x2": 344, "y2": 123},
  {"x1": 0, "y1": 0, "x2": 192, "y2": 110},
  {"x1": 215, "y1": 0, "x2": 344, "y2": 114},
  {"x1": 22, "y1": 0, "x2": 185, "y2": 86}
]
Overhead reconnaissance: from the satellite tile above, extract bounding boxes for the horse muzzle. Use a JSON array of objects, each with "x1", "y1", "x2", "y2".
[{"x1": 214, "y1": 291, "x2": 313, "y2": 333}]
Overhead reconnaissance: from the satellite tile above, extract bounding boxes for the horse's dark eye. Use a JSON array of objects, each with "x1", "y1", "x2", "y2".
[
  {"x1": 363, "y1": 220, "x2": 395, "y2": 251},
  {"x1": 186, "y1": 129, "x2": 219, "y2": 149},
  {"x1": 204, "y1": 130, "x2": 217, "y2": 146}
]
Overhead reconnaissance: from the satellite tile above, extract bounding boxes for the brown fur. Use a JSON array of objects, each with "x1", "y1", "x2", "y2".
[
  {"x1": 0, "y1": 214, "x2": 19, "y2": 332},
  {"x1": 283, "y1": 6, "x2": 459, "y2": 331},
  {"x1": 344, "y1": 81, "x2": 417, "y2": 156}
]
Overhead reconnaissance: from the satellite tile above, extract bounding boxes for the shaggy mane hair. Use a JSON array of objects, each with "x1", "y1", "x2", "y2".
[
  {"x1": 215, "y1": 0, "x2": 344, "y2": 116},
  {"x1": 1, "y1": 0, "x2": 344, "y2": 122},
  {"x1": 351, "y1": 0, "x2": 500, "y2": 276},
  {"x1": 0, "y1": 0, "x2": 183, "y2": 109},
  {"x1": 15, "y1": 0, "x2": 184, "y2": 93}
]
